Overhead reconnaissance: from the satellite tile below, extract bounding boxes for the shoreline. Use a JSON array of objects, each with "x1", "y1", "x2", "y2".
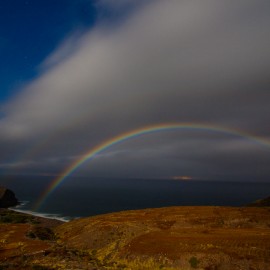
[{"x1": 9, "y1": 206, "x2": 70, "y2": 223}]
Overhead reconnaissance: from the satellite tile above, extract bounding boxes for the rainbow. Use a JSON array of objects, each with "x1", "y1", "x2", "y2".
[{"x1": 33, "y1": 122, "x2": 270, "y2": 210}]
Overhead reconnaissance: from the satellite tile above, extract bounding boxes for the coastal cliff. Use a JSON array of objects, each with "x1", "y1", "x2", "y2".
[{"x1": 0, "y1": 187, "x2": 18, "y2": 208}]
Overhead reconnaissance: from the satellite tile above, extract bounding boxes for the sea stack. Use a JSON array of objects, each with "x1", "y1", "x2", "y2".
[{"x1": 0, "y1": 187, "x2": 18, "y2": 208}]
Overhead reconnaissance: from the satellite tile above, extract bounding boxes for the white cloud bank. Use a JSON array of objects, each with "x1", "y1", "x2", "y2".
[{"x1": 1, "y1": 0, "x2": 270, "y2": 178}]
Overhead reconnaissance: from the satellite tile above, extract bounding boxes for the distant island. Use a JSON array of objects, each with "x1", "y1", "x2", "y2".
[{"x1": 0, "y1": 188, "x2": 269, "y2": 269}]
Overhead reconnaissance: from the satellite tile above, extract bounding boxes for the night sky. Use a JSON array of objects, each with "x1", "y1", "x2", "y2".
[{"x1": 1, "y1": 0, "x2": 270, "y2": 182}]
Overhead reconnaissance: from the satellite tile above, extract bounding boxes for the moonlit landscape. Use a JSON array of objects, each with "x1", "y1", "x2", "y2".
[{"x1": 0, "y1": 1, "x2": 270, "y2": 269}]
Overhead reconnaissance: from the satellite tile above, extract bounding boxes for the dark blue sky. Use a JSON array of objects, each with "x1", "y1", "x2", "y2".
[{"x1": 0, "y1": 0, "x2": 97, "y2": 102}]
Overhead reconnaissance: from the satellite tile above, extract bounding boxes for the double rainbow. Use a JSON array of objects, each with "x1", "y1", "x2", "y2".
[{"x1": 33, "y1": 122, "x2": 270, "y2": 210}]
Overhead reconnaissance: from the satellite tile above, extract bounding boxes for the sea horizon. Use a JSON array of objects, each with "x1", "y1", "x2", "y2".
[{"x1": 2, "y1": 176, "x2": 269, "y2": 221}]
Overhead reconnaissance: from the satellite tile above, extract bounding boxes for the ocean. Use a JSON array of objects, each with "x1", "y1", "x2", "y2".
[{"x1": 1, "y1": 176, "x2": 270, "y2": 221}]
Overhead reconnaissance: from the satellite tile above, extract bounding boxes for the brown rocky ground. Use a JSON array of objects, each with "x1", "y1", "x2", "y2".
[{"x1": 0, "y1": 206, "x2": 269, "y2": 269}]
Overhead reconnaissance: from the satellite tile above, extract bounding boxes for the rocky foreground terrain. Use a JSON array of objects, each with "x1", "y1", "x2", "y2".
[{"x1": 0, "y1": 205, "x2": 269, "y2": 270}]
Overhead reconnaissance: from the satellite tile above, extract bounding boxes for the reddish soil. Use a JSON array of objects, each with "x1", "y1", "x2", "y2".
[
  {"x1": 0, "y1": 206, "x2": 269, "y2": 269},
  {"x1": 0, "y1": 223, "x2": 51, "y2": 260}
]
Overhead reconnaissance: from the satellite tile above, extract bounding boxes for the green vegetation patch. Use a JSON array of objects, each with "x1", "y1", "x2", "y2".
[
  {"x1": 0, "y1": 210, "x2": 35, "y2": 224},
  {"x1": 26, "y1": 226, "x2": 55, "y2": 241},
  {"x1": 189, "y1": 256, "x2": 199, "y2": 268}
]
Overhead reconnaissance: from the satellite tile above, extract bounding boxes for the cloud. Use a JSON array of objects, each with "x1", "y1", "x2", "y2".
[
  {"x1": 95, "y1": 0, "x2": 149, "y2": 15},
  {"x1": 1, "y1": 0, "x2": 270, "y2": 179},
  {"x1": 40, "y1": 31, "x2": 85, "y2": 71}
]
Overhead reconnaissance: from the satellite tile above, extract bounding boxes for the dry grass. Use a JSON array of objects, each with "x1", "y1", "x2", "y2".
[{"x1": 0, "y1": 206, "x2": 269, "y2": 269}]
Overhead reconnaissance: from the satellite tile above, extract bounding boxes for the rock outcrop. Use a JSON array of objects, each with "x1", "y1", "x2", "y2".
[
  {"x1": 247, "y1": 195, "x2": 270, "y2": 207},
  {"x1": 0, "y1": 187, "x2": 18, "y2": 208}
]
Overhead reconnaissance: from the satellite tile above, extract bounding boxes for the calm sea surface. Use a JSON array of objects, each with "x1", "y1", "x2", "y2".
[{"x1": 1, "y1": 176, "x2": 270, "y2": 220}]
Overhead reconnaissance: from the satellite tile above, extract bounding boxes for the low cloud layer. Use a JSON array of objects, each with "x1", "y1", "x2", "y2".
[{"x1": 1, "y1": 0, "x2": 270, "y2": 181}]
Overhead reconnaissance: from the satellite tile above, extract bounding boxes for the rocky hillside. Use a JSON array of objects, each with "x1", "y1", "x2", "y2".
[
  {"x1": 0, "y1": 206, "x2": 269, "y2": 269},
  {"x1": 247, "y1": 196, "x2": 270, "y2": 207},
  {"x1": 0, "y1": 187, "x2": 18, "y2": 208}
]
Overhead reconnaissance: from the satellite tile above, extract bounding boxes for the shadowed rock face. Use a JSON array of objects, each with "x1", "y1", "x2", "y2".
[{"x1": 0, "y1": 187, "x2": 18, "y2": 208}]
